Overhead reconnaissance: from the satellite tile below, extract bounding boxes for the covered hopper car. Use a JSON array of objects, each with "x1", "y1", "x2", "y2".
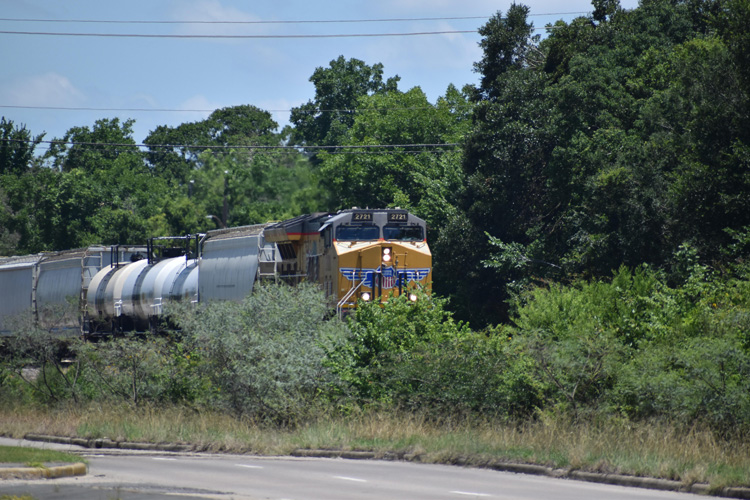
[{"x1": 0, "y1": 208, "x2": 432, "y2": 336}]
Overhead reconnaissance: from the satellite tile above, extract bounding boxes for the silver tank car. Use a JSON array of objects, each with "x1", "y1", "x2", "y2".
[{"x1": 85, "y1": 225, "x2": 278, "y2": 333}]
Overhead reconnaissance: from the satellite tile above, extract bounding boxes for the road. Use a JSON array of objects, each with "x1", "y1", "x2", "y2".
[{"x1": 0, "y1": 437, "x2": 703, "y2": 500}]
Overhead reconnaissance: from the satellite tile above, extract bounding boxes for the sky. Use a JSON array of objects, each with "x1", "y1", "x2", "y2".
[{"x1": 1, "y1": 0, "x2": 641, "y2": 147}]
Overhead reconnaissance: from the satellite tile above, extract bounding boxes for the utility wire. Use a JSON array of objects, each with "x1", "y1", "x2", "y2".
[
  {"x1": 0, "y1": 11, "x2": 590, "y2": 39},
  {"x1": 0, "y1": 29, "x2": 479, "y2": 39},
  {"x1": 1, "y1": 137, "x2": 461, "y2": 151},
  {"x1": 0, "y1": 104, "x2": 474, "y2": 113},
  {"x1": 0, "y1": 25, "x2": 570, "y2": 38},
  {"x1": 0, "y1": 12, "x2": 589, "y2": 25}
]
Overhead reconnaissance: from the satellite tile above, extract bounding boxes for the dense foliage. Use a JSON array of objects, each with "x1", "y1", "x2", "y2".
[{"x1": 453, "y1": 0, "x2": 750, "y2": 324}]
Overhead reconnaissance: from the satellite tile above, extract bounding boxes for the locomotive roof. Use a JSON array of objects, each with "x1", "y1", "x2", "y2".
[{"x1": 204, "y1": 222, "x2": 272, "y2": 241}]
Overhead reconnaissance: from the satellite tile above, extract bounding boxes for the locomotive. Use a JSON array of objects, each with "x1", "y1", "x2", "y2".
[{"x1": 0, "y1": 208, "x2": 432, "y2": 336}]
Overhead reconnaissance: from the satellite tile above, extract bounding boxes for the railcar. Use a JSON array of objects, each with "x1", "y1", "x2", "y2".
[
  {"x1": 0, "y1": 246, "x2": 147, "y2": 335},
  {"x1": 0, "y1": 208, "x2": 432, "y2": 336}
]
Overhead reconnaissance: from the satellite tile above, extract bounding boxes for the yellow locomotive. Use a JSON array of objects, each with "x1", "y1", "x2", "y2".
[{"x1": 264, "y1": 208, "x2": 432, "y2": 317}]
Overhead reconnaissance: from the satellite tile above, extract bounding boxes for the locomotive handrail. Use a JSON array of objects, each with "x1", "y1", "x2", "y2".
[{"x1": 337, "y1": 278, "x2": 364, "y2": 320}]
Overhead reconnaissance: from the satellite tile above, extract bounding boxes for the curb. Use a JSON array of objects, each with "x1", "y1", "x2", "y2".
[
  {"x1": 18, "y1": 435, "x2": 750, "y2": 498},
  {"x1": 23, "y1": 434, "x2": 192, "y2": 452},
  {"x1": 0, "y1": 462, "x2": 87, "y2": 480}
]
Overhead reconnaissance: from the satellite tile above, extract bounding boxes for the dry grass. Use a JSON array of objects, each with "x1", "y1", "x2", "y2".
[{"x1": 1, "y1": 404, "x2": 748, "y2": 489}]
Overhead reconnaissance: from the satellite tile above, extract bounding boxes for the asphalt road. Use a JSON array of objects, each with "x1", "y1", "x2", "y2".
[{"x1": 0, "y1": 437, "x2": 704, "y2": 500}]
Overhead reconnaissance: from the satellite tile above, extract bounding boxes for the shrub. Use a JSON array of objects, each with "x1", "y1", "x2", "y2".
[
  {"x1": 168, "y1": 282, "x2": 349, "y2": 424},
  {"x1": 329, "y1": 288, "x2": 471, "y2": 403},
  {"x1": 372, "y1": 330, "x2": 543, "y2": 420},
  {"x1": 1, "y1": 308, "x2": 84, "y2": 405}
]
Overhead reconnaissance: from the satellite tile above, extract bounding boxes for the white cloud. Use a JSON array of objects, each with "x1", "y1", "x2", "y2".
[
  {"x1": 1, "y1": 72, "x2": 85, "y2": 107},
  {"x1": 176, "y1": 94, "x2": 222, "y2": 122},
  {"x1": 169, "y1": 0, "x2": 270, "y2": 37}
]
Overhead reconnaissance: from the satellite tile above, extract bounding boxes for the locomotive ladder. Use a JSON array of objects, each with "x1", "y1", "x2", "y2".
[{"x1": 257, "y1": 238, "x2": 278, "y2": 282}]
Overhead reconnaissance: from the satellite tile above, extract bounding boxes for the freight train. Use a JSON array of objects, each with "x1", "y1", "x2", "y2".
[{"x1": 0, "y1": 208, "x2": 432, "y2": 336}]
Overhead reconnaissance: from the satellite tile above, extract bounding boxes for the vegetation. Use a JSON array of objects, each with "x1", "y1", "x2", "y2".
[
  {"x1": 2, "y1": 0, "x2": 750, "y2": 489},
  {"x1": 0, "y1": 445, "x2": 81, "y2": 466}
]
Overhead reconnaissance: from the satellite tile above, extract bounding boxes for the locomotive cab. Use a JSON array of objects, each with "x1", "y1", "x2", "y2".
[
  {"x1": 264, "y1": 208, "x2": 432, "y2": 317},
  {"x1": 320, "y1": 209, "x2": 432, "y2": 316}
]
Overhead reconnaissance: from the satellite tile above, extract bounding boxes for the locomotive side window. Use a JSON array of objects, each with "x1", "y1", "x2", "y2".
[
  {"x1": 336, "y1": 225, "x2": 380, "y2": 241},
  {"x1": 383, "y1": 225, "x2": 424, "y2": 241}
]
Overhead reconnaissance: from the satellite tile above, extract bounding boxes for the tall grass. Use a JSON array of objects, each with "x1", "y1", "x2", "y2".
[{"x1": 1, "y1": 403, "x2": 748, "y2": 489}]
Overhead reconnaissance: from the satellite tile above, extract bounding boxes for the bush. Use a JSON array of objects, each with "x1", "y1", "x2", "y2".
[
  {"x1": 74, "y1": 334, "x2": 178, "y2": 405},
  {"x1": 328, "y1": 288, "x2": 471, "y2": 403},
  {"x1": 372, "y1": 330, "x2": 543, "y2": 420},
  {"x1": 168, "y1": 282, "x2": 349, "y2": 424},
  {"x1": 507, "y1": 263, "x2": 750, "y2": 433},
  {"x1": 1, "y1": 309, "x2": 84, "y2": 405},
  {"x1": 612, "y1": 320, "x2": 750, "y2": 434}
]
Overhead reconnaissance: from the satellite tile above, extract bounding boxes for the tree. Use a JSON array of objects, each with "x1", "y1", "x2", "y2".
[
  {"x1": 144, "y1": 105, "x2": 280, "y2": 183},
  {"x1": 26, "y1": 118, "x2": 172, "y2": 249},
  {"x1": 444, "y1": 0, "x2": 750, "y2": 327},
  {"x1": 289, "y1": 56, "x2": 400, "y2": 155},
  {"x1": 472, "y1": 4, "x2": 538, "y2": 101},
  {"x1": 0, "y1": 117, "x2": 43, "y2": 175},
  {"x1": 315, "y1": 85, "x2": 470, "y2": 233},
  {"x1": 145, "y1": 105, "x2": 322, "y2": 234}
]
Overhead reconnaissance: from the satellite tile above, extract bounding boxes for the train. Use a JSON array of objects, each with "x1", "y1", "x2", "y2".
[{"x1": 0, "y1": 208, "x2": 432, "y2": 336}]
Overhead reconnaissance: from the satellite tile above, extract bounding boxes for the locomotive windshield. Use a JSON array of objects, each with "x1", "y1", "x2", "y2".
[
  {"x1": 383, "y1": 225, "x2": 424, "y2": 241},
  {"x1": 336, "y1": 225, "x2": 380, "y2": 241}
]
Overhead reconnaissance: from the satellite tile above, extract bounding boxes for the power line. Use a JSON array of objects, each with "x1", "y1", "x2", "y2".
[
  {"x1": 0, "y1": 105, "x2": 241, "y2": 113},
  {"x1": 0, "y1": 29, "x2": 479, "y2": 39},
  {"x1": 1, "y1": 137, "x2": 461, "y2": 152},
  {"x1": 0, "y1": 25, "x2": 570, "y2": 39},
  {"x1": 0, "y1": 104, "x2": 473, "y2": 114},
  {"x1": 0, "y1": 13, "x2": 589, "y2": 25}
]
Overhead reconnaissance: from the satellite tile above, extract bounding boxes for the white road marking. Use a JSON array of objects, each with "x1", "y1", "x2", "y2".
[
  {"x1": 235, "y1": 464, "x2": 264, "y2": 469},
  {"x1": 151, "y1": 457, "x2": 177, "y2": 461},
  {"x1": 333, "y1": 475, "x2": 367, "y2": 483},
  {"x1": 451, "y1": 491, "x2": 491, "y2": 497}
]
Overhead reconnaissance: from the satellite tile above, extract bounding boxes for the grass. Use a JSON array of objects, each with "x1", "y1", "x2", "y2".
[
  {"x1": 0, "y1": 445, "x2": 82, "y2": 466},
  {"x1": 1, "y1": 403, "x2": 749, "y2": 490}
]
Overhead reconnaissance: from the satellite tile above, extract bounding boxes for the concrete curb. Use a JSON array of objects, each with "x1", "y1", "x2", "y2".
[
  {"x1": 23, "y1": 433, "x2": 192, "y2": 452},
  {"x1": 17, "y1": 435, "x2": 750, "y2": 498},
  {"x1": 0, "y1": 462, "x2": 87, "y2": 480}
]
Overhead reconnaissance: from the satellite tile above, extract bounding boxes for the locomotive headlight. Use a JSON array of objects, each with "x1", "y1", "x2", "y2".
[
  {"x1": 382, "y1": 247, "x2": 392, "y2": 263},
  {"x1": 409, "y1": 292, "x2": 418, "y2": 302},
  {"x1": 361, "y1": 292, "x2": 371, "y2": 301}
]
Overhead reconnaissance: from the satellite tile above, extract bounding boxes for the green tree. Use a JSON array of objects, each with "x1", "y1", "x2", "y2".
[
  {"x1": 0, "y1": 117, "x2": 43, "y2": 175},
  {"x1": 29, "y1": 118, "x2": 172, "y2": 249},
  {"x1": 315, "y1": 85, "x2": 470, "y2": 234},
  {"x1": 472, "y1": 4, "x2": 539, "y2": 100},
  {"x1": 144, "y1": 105, "x2": 280, "y2": 183},
  {"x1": 448, "y1": 0, "x2": 750, "y2": 326},
  {"x1": 289, "y1": 56, "x2": 400, "y2": 157},
  {"x1": 145, "y1": 105, "x2": 322, "y2": 234}
]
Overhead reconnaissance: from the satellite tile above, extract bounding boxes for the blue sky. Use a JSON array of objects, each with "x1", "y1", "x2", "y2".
[{"x1": 1, "y1": 0, "x2": 640, "y2": 146}]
